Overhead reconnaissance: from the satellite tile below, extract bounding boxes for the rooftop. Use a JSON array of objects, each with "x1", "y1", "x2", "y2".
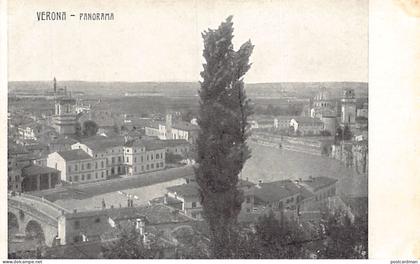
[
  {"x1": 22, "y1": 164, "x2": 60, "y2": 176},
  {"x1": 80, "y1": 136, "x2": 125, "y2": 152},
  {"x1": 65, "y1": 204, "x2": 191, "y2": 225},
  {"x1": 124, "y1": 139, "x2": 166, "y2": 151},
  {"x1": 301, "y1": 176, "x2": 338, "y2": 192},
  {"x1": 167, "y1": 183, "x2": 200, "y2": 198},
  {"x1": 253, "y1": 180, "x2": 301, "y2": 203},
  {"x1": 57, "y1": 149, "x2": 92, "y2": 161},
  {"x1": 172, "y1": 121, "x2": 199, "y2": 131}
]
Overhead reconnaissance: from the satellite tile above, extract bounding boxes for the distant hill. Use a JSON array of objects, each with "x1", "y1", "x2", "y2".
[{"x1": 8, "y1": 81, "x2": 368, "y2": 99}]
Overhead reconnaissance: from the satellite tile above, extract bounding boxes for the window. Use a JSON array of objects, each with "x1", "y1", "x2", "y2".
[
  {"x1": 111, "y1": 157, "x2": 115, "y2": 164},
  {"x1": 151, "y1": 154, "x2": 153, "y2": 160},
  {"x1": 126, "y1": 157, "x2": 129, "y2": 162},
  {"x1": 192, "y1": 202, "x2": 197, "y2": 208},
  {"x1": 95, "y1": 173, "x2": 98, "y2": 179},
  {"x1": 81, "y1": 164, "x2": 84, "y2": 170},
  {"x1": 94, "y1": 218, "x2": 100, "y2": 223},
  {"x1": 156, "y1": 163, "x2": 159, "y2": 168},
  {"x1": 68, "y1": 166, "x2": 71, "y2": 173},
  {"x1": 74, "y1": 220, "x2": 80, "y2": 229},
  {"x1": 246, "y1": 197, "x2": 251, "y2": 203},
  {"x1": 151, "y1": 164, "x2": 154, "y2": 169},
  {"x1": 87, "y1": 174, "x2": 91, "y2": 180},
  {"x1": 134, "y1": 157, "x2": 137, "y2": 163},
  {"x1": 74, "y1": 176, "x2": 79, "y2": 182},
  {"x1": 134, "y1": 167, "x2": 137, "y2": 172},
  {"x1": 246, "y1": 208, "x2": 251, "y2": 213},
  {"x1": 141, "y1": 156, "x2": 143, "y2": 162},
  {"x1": 69, "y1": 176, "x2": 72, "y2": 182},
  {"x1": 95, "y1": 162, "x2": 98, "y2": 169},
  {"x1": 156, "y1": 154, "x2": 159, "y2": 159},
  {"x1": 161, "y1": 153, "x2": 163, "y2": 159},
  {"x1": 146, "y1": 164, "x2": 149, "y2": 170},
  {"x1": 118, "y1": 156, "x2": 121, "y2": 162},
  {"x1": 101, "y1": 172, "x2": 104, "y2": 178},
  {"x1": 141, "y1": 165, "x2": 144, "y2": 171},
  {"x1": 146, "y1": 155, "x2": 149, "y2": 161},
  {"x1": 87, "y1": 163, "x2": 91, "y2": 169},
  {"x1": 101, "y1": 161, "x2": 104, "y2": 168},
  {"x1": 81, "y1": 175, "x2": 85, "y2": 181}
]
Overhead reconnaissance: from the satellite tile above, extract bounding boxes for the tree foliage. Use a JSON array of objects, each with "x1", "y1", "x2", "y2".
[
  {"x1": 318, "y1": 210, "x2": 368, "y2": 259},
  {"x1": 101, "y1": 225, "x2": 160, "y2": 259},
  {"x1": 82, "y1": 120, "x2": 99, "y2": 137},
  {"x1": 195, "y1": 16, "x2": 254, "y2": 258}
]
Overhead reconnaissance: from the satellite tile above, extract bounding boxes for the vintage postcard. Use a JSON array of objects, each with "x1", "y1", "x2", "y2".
[{"x1": 1, "y1": 0, "x2": 418, "y2": 260}]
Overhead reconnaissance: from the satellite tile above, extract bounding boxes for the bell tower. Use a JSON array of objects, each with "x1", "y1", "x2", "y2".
[{"x1": 341, "y1": 88, "x2": 356, "y2": 125}]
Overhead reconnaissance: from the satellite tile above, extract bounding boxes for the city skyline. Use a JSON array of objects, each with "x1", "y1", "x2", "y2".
[{"x1": 8, "y1": 0, "x2": 368, "y2": 83}]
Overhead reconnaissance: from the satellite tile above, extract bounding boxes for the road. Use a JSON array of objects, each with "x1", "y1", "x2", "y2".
[{"x1": 30, "y1": 166, "x2": 195, "y2": 202}]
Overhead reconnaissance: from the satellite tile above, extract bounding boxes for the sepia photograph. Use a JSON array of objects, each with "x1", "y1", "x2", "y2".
[{"x1": 5, "y1": 0, "x2": 372, "y2": 259}]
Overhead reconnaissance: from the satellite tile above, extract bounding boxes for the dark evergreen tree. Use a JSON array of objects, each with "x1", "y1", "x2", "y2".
[
  {"x1": 195, "y1": 16, "x2": 254, "y2": 258},
  {"x1": 82, "y1": 120, "x2": 99, "y2": 137}
]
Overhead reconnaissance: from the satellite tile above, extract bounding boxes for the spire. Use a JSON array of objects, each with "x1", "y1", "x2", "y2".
[{"x1": 53, "y1": 77, "x2": 57, "y2": 93}]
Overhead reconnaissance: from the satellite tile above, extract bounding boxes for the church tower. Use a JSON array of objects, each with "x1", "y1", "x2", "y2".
[
  {"x1": 52, "y1": 78, "x2": 77, "y2": 135},
  {"x1": 53, "y1": 77, "x2": 57, "y2": 93},
  {"x1": 341, "y1": 88, "x2": 357, "y2": 125}
]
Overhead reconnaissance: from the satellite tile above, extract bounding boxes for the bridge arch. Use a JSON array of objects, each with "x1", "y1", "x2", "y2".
[{"x1": 25, "y1": 220, "x2": 45, "y2": 244}]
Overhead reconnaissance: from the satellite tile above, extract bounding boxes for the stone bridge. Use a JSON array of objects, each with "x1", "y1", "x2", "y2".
[{"x1": 8, "y1": 193, "x2": 71, "y2": 247}]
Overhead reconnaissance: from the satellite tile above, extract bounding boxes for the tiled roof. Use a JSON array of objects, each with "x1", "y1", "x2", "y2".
[
  {"x1": 301, "y1": 176, "x2": 338, "y2": 192},
  {"x1": 172, "y1": 121, "x2": 199, "y2": 131},
  {"x1": 80, "y1": 136, "x2": 125, "y2": 152},
  {"x1": 57, "y1": 149, "x2": 92, "y2": 161},
  {"x1": 65, "y1": 204, "x2": 191, "y2": 225},
  {"x1": 22, "y1": 164, "x2": 60, "y2": 175},
  {"x1": 51, "y1": 137, "x2": 79, "y2": 145},
  {"x1": 253, "y1": 180, "x2": 301, "y2": 203},
  {"x1": 124, "y1": 139, "x2": 166, "y2": 151},
  {"x1": 167, "y1": 183, "x2": 200, "y2": 198}
]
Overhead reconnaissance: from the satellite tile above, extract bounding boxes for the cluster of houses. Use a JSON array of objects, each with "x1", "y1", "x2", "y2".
[
  {"x1": 250, "y1": 87, "x2": 368, "y2": 138},
  {"x1": 157, "y1": 175, "x2": 338, "y2": 225},
  {"x1": 8, "y1": 135, "x2": 191, "y2": 192}
]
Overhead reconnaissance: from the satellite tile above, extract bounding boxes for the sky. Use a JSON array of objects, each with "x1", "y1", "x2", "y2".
[{"x1": 8, "y1": 0, "x2": 368, "y2": 83}]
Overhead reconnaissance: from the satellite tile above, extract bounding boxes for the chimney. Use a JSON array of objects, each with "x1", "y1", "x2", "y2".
[
  {"x1": 73, "y1": 208, "x2": 77, "y2": 214},
  {"x1": 163, "y1": 194, "x2": 168, "y2": 205}
]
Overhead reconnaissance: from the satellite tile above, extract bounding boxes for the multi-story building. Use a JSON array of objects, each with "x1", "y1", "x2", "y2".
[
  {"x1": 166, "y1": 179, "x2": 255, "y2": 220},
  {"x1": 47, "y1": 149, "x2": 107, "y2": 183},
  {"x1": 72, "y1": 136, "x2": 126, "y2": 178},
  {"x1": 162, "y1": 139, "x2": 190, "y2": 157},
  {"x1": 290, "y1": 117, "x2": 324, "y2": 136},
  {"x1": 166, "y1": 182, "x2": 202, "y2": 219},
  {"x1": 123, "y1": 139, "x2": 166, "y2": 176},
  {"x1": 297, "y1": 176, "x2": 338, "y2": 210},
  {"x1": 274, "y1": 116, "x2": 295, "y2": 130},
  {"x1": 146, "y1": 114, "x2": 199, "y2": 144}
]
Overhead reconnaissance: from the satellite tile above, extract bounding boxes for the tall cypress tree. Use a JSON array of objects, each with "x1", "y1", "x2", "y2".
[{"x1": 195, "y1": 16, "x2": 254, "y2": 258}]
